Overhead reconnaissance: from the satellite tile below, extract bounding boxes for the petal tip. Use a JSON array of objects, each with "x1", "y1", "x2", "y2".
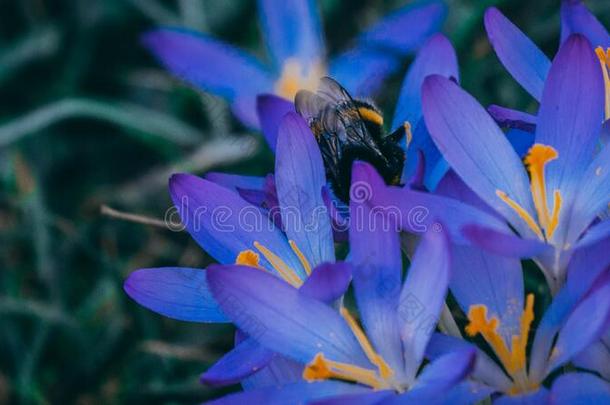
[
  {"x1": 483, "y1": 6, "x2": 502, "y2": 25},
  {"x1": 422, "y1": 74, "x2": 451, "y2": 99}
]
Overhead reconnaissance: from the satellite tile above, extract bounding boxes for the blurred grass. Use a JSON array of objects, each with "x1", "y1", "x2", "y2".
[{"x1": 0, "y1": 0, "x2": 608, "y2": 403}]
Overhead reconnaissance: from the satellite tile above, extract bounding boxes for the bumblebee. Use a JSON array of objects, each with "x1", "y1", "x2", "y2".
[{"x1": 295, "y1": 77, "x2": 407, "y2": 203}]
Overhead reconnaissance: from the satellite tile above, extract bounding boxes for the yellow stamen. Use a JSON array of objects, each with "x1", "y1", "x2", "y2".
[
  {"x1": 340, "y1": 307, "x2": 393, "y2": 379},
  {"x1": 595, "y1": 47, "x2": 610, "y2": 120},
  {"x1": 274, "y1": 59, "x2": 324, "y2": 100},
  {"x1": 496, "y1": 144, "x2": 563, "y2": 241},
  {"x1": 303, "y1": 353, "x2": 388, "y2": 389},
  {"x1": 496, "y1": 190, "x2": 544, "y2": 240},
  {"x1": 289, "y1": 240, "x2": 312, "y2": 275},
  {"x1": 302, "y1": 308, "x2": 395, "y2": 390},
  {"x1": 357, "y1": 107, "x2": 384, "y2": 126},
  {"x1": 546, "y1": 190, "x2": 562, "y2": 241},
  {"x1": 235, "y1": 250, "x2": 261, "y2": 268},
  {"x1": 403, "y1": 121, "x2": 413, "y2": 148},
  {"x1": 465, "y1": 306, "x2": 514, "y2": 373},
  {"x1": 524, "y1": 144, "x2": 558, "y2": 232},
  {"x1": 466, "y1": 294, "x2": 537, "y2": 395},
  {"x1": 511, "y1": 294, "x2": 534, "y2": 373},
  {"x1": 253, "y1": 241, "x2": 303, "y2": 288}
]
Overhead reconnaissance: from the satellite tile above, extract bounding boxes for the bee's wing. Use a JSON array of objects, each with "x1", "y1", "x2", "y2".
[
  {"x1": 294, "y1": 90, "x2": 330, "y2": 123},
  {"x1": 316, "y1": 77, "x2": 354, "y2": 104},
  {"x1": 298, "y1": 77, "x2": 386, "y2": 167},
  {"x1": 317, "y1": 78, "x2": 383, "y2": 150}
]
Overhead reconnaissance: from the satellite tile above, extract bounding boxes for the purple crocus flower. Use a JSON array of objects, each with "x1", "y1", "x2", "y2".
[
  {"x1": 427, "y1": 171, "x2": 610, "y2": 403},
  {"x1": 361, "y1": 153, "x2": 610, "y2": 401},
  {"x1": 199, "y1": 163, "x2": 484, "y2": 403},
  {"x1": 428, "y1": 228, "x2": 610, "y2": 403},
  {"x1": 124, "y1": 112, "x2": 348, "y2": 386},
  {"x1": 418, "y1": 34, "x2": 610, "y2": 293},
  {"x1": 143, "y1": 0, "x2": 446, "y2": 126},
  {"x1": 484, "y1": 1, "x2": 610, "y2": 130}
]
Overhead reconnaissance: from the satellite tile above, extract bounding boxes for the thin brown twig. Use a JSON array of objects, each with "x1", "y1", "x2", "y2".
[{"x1": 100, "y1": 204, "x2": 169, "y2": 229}]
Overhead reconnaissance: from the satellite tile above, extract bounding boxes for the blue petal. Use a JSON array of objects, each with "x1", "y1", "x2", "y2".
[
  {"x1": 200, "y1": 338, "x2": 273, "y2": 386},
  {"x1": 392, "y1": 34, "x2": 458, "y2": 185},
  {"x1": 566, "y1": 144, "x2": 610, "y2": 243},
  {"x1": 381, "y1": 352, "x2": 480, "y2": 405},
  {"x1": 462, "y1": 224, "x2": 551, "y2": 258},
  {"x1": 426, "y1": 333, "x2": 512, "y2": 392},
  {"x1": 398, "y1": 228, "x2": 451, "y2": 381},
  {"x1": 124, "y1": 267, "x2": 227, "y2": 322},
  {"x1": 275, "y1": 113, "x2": 334, "y2": 267},
  {"x1": 550, "y1": 372, "x2": 610, "y2": 405},
  {"x1": 535, "y1": 35, "x2": 604, "y2": 245},
  {"x1": 256, "y1": 94, "x2": 294, "y2": 153},
  {"x1": 329, "y1": 48, "x2": 399, "y2": 97},
  {"x1": 529, "y1": 264, "x2": 610, "y2": 381},
  {"x1": 349, "y1": 167, "x2": 405, "y2": 376},
  {"x1": 207, "y1": 264, "x2": 370, "y2": 367},
  {"x1": 401, "y1": 120, "x2": 445, "y2": 190},
  {"x1": 413, "y1": 348, "x2": 475, "y2": 392},
  {"x1": 573, "y1": 342, "x2": 610, "y2": 381},
  {"x1": 547, "y1": 279, "x2": 610, "y2": 373},
  {"x1": 208, "y1": 380, "x2": 369, "y2": 405},
  {"x1": 205, "y1": 172, "x2": 267, "y2": 192},
  {"x1": 142, "y1": 28, "x2": 273, "y2": 126},
  {"x1": 422, "y1": 75, "x2": 536, "y2": 238},
  {"x1": 258, "y1": 0, "x2": 323, "y2": 70},
  {"x1": 358, "y1": 1, "x2": 447, "y2": 55},
  {"x1": 560, "y1": 0, "x2": 610, "y2": 48},
  {"x1": 169, "y1": 173, "x2": 304, "y2": 276},
  {"x1": 488, "y1": 105, "x2": 537, "y2": 133},
  {"x1": 449, "y1": 246, "x2": 524, "y2": 343},
  {"x1": 484, "y1": 7, "x2": 551, "y2": 101},
  {"x1": 602, "y1": 119, "x2": 610, "y2": 146},
  {"x1": 299, "y1": 262, "x2": 352, "y2": 304},
  {"x1": 311, "y1": 391, "x2": 393, "y2": 405},
  {"x1": 354, "y1": 162, "x2": 511, "y2": 245},
  {"x1": 232, "y1": 94, "x2": 262, "y2": 126},
  {"x1": 575, "y1": 220, "x2": 610, "y2": 250},
  {"x1": 322, "y1": 186, "x2": 350, "y2": 242},
  {"x1": 440, "y1": 381, "x2": 495, "y2": 405},
  {"x1": 392, "y1": 33, "x2": 459, "y2": 130},
  {"x1": 494, "y1": 388, "x2": 549, "y2": 405},
  {"x1": 567, "y1": 231, "x2": 610, "y2": 307},
  {"x1": 435, "y1": 170, "x2": 498, "y2": 217},
  {"x1": 240, "y1": 355, "x2": 303, "y2": 390}
]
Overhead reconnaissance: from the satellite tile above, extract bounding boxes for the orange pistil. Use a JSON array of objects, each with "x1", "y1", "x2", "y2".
[
  {"x1": 496, "y1": 144, "x2": 563, "y2": 241},
  {"x1": 303, "y1": 307, "x2": 396, "y2": 390},
  {"x1": 466, "y1": 294, "x2": 538, "y2": 395},
  {"x1": 595, "y1": 47, "x2": 610, "y2": 120},
  {"x1": 235, "y1": 240, "x2": 313, "y2": 287}
]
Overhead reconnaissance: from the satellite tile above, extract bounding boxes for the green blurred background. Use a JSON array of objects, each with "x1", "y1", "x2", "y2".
[{"x1": 1, "y1": 0, "x2": 608, "y2": 403}]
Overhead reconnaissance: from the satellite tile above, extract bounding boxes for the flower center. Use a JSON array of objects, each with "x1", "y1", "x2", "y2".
[
  {"x1": 274, "y1": 59, "x2": 325, "y2": 100},
  {"x1": 235, "y1": 240, "x2": 312, "y2": 288},
  {"x1": 465, "y1": 294, "x2": 539, "y2": 395},
  {"x1": 496, "y1": 144, "x2": 562, "y2": 241},
  {"x1": 303, "y1": 307, "x2": 397, "y2": 391},
  {"x1": 595, "y1": 47, "x2": 610, "y2": 121}
]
